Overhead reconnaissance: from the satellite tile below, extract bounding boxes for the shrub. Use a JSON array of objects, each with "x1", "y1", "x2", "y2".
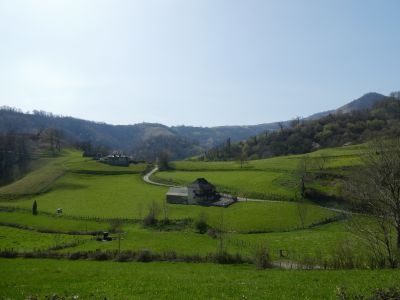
[
  {"x1": 253, "y1": 243, "x2": 271, "y2": 269},
  {"x1": 162, "y1": 250, "x2": 177, "y2": 261},
  {"x1": 211, "y1": 250, "x2": 243, "y2": 264},
  {"x1": 90, "y1": 251, "x2": 111, "y2": 261},
  {"x1": 206, "y1": 228, "x2": 219, "y2": 239},
  {"x1": 195, "y1": 212, "x2": 209, "y2": 234},
  {"x1": 336, "y1": 287, "x2": 400, "y2": 300},
  {"x1": 137, "y1": 249, "x2": 153, "y2": 262},
  {"x1": 32, "y1": 200, "x2": 38, "y2": 215},
  {"x1": 108, "y1": 219, "x2": 123, "y2": 233},
  {"x1": 0, "y1": 249, "x2": 18, "y2": 258},
  {"x1": 68, "y1": 252, "x2": 88, "y2": 260},
  {"x1": 331, "y1": 240, "x2": 360, "y2": 269},
  {"x1": 143, "y1": 201, "x2": 160, "y2": 227},
  {"x1": 115, "y1": 251, "x2": 135, "y2": 262}
]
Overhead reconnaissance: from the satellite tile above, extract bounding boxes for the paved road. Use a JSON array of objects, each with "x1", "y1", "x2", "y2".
[{"x1": 143, "y1": 167, "x2": 175, "y2": 187}]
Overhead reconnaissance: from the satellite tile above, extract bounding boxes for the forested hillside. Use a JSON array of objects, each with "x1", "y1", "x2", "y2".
[
  {"x1": 0, "y1": 108, "x2": 280, "y2": 160},
  {"x1": 1, "y1": 91, "x2": 398, "y2": 161},
  {"x1": 204, "y1": 97, "x2": 400, "y2": 161}
]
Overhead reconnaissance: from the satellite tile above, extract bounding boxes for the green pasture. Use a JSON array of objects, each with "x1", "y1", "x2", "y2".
[
  {"x1": 6, "y1": 173, "x2": 167, "y2": 219},
  {"x1": 155, "y1": 145, "x2": 364, "y2": 202},
  {"x1": 0, "y1": 152, "x2": 70, "y2": 198},
  {"x1": 7, "y1": 186, "x2": 337, "y2": 232},
  {"x1": 154, "y1": 170, "x2": 296, "y2": 199},
  {"x1": 61, "y1": 219, "x2": 353, "y2": 259},
  {"x1": 65, "y1": 155, "x2": 147, "y2": 174},
  {"x1": 0, "y1": 210, "x2": 106, "y2": 233},
  {"x1": 172, "y1": 144, "x2": 363, "y2": 172},
  {"x1": 0, "y1": 147, "x2": 338, "y2": 232},
  {"x1": 60, "y1": 224, "x2": 220, "y2": 256},
  {"x1": 0, "y1": 226, "x2": 90, "y2": 252},
  {"x1": 1, "y1": 259, "x2": 400, "y2": 299}
]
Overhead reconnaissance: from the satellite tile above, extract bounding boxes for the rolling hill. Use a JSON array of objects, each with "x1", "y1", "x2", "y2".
[{"x1": 0, "y1": 91, "x2": 396, "y2": 160}]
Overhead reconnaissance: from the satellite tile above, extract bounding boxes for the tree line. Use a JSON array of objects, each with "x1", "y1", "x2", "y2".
[
  {"x1": 203, "y1": 97, "x2": 400, "y2": 161},
  {"x1": 0, "y1": 128, "x2": 64, "y2": 186},
  {"x1": 0, "y1": 132, "x2": 31, "y2": 185}
]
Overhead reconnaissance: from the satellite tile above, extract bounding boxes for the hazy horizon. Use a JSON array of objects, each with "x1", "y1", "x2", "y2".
[{"x1": 1, "y1": 0, "x2": 399, "y2": 126}]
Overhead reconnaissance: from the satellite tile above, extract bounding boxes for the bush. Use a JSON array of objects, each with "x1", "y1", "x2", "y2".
[
  {"x1": 137, "y1": 249, "x2": 153, "y2": 262},
  {"x1": 90, "y1": 251, "x2": 111, "y2": 261},
  {"x1": 253, "y1": 243, "x2": 271, "y2": 269},
  {"x1": 143, "y1": 201, "x2": 160, "y2": 227},
  {"x1": 115, "y1": 251, "x2": 135, "y2": 262},
  {"x1": 108, "y1": 219, "x2": 123, "y2": 233},
  {"x1": 331, "y1": 240, "x2": 360, "y2": 269},
  {"x1": 0, "y1": 249, "x2": 18, "y2": 258},
  {"x1": 162, "y1": 250, "x2": 177, "y2": 261},
  {"x1": 143, "y1": 213, "x2": 156, "y2": 227},
  {"x1": 210, "y1": 251, "x2": 244, "y2": 264},
  {"x1": 68, "y1": 251, "x2": 88, "y2": 260},
  {"x1": 195, "y1": 213, "x2": 209, "y2": 234},
  {"x1": 337, "y1": 287, "x2": 400, "y2": 300},
  {"x1": 206, "y1": 228, "x2": 219, "y2": 239},
  {"x1": 32, "y1": 200, "x2": 38, "y2": 215}
]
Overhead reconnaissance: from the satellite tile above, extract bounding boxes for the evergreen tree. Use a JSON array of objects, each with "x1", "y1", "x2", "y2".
[{"x1": 32, "y1": 200, "x2": 38, "y2": 215}]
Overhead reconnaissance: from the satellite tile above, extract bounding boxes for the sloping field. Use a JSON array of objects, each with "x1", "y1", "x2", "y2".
[
  {"x1": 0, "y1": 226, "x2": 90, "y2": 252},
  {"x1": 1, "y1": 259, "x2": 400, "y2": 300},
  {"x1": 154, "y1": 145, "x2": 363, "y2": 200}
]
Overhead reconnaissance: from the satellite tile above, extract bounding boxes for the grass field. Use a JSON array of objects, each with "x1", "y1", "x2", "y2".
[
  {"x1": 171, "y1": 145, "x2": 363, "y2": 172},
  {"x1": 154, "y1": 145, "x2": 363, "y2": 201},
  {"x1": 0, "y1": 226, "x2": 90, "y2": 252},
  {"x1": 0, "y1": 148, "x2": 338, "y2": 232},
  {"x1": 154, "y1": 170, "x2": 296, "y2": 199},
  {"x1": 59, "y1": 219, "x2": 354, "y2": 259},
  {"x1": 0, "y1": 148, "x2": 344, "y2": 257},
  {"x1": 1, "y1": 259, "x2": 400, "y2": 300},
  {"x1": 1, "y1": 146, "x2": 393, "y2": 299},
  {"x1": 0, "y1": 210, "x2": 106, "y2": 233},
  {"x1": 0, "y1": 152, "x2": 70, "y2": 199}
]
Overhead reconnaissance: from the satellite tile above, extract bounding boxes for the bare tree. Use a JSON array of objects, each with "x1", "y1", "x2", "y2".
[
  {"x1": 344, "y1": 138, "x2": 400, "y2": 267},
  {"x1": 296, "y1": 156, "x2": 311, "y2": 199},
  {"x1": 295, "y1": 156, "x2": 311, "y2": 228},
  {"x1": 346, "y1": 215, "x2": 396, "y2": 268},
  {"x1": 158, "y1": 149, "x2": 170, "y2": 171},
  {"x1": 296, "y1": 201, "x2": 309, "y2": 229},
  {"x1": 236, "y1": 143, "x2": 248, "y2": 168},
  {"x1": 312, "y1": 153, "x2": 331, "y2": 172}
]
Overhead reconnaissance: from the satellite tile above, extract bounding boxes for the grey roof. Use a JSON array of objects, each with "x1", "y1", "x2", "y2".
[{"x1": 189, "y1": 178, "x2": 215, "y2": 191}]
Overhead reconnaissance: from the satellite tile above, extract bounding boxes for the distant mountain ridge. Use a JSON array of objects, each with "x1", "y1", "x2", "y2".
[
  {"x1": 0, "y1": 108, "x2": 281, "y2": 160},
  {"x1": 306, "y1": 92, "x2": 386, "y2": 120},
  {"x1": 0, "y1": 91, "x2": 394, "y2": 160}
]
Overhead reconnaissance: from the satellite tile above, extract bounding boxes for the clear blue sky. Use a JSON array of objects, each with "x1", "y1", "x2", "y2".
[{"x1": 0, "y1": 0, "x2": 399, "y2": 126}]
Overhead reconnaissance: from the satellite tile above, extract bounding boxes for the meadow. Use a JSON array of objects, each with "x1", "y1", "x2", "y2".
[
  {"x1": 155, "y1": 145, "x2": 363, "y2": 201},
  {"x1": 0, "y1": 226, "x2": 90, "y2": 252},
  {"x1": 0, "y1": 210, "x2": 106, "y2": 233},
  {"x1": 0, "y1": 145, "x2": 392, "y2": 299},
  {"x1": 0, "y1": 149, "x2": 338, "y2": 232},
  {"x1": 1, "y1": 259, "x2": 400, "y2": 300}
]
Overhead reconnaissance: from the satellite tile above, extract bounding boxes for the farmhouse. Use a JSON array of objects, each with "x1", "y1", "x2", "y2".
[
  {"x1": 166, "y1": 178, "x2": 236, "y2": 207},
  {"x1": 187, "y1": 178, "x2": 218, "y2": 204},
  {"x1": 100, "y1": 154, "x2": 129, "y2": 166}
]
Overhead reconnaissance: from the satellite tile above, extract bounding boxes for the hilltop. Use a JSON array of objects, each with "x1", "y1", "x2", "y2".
[{"x1": 0, "y1": 91, "x2": 397, "y2": 160}]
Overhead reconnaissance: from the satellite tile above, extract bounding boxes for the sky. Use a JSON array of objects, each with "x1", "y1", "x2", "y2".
[{"x1": 0, "y1": 0, "x2": 399, "y2": 127}]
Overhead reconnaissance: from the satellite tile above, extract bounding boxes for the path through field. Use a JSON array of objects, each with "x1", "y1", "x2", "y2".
[{"x1": 143, "y1": 167, "x2": 350, "y2": 215}]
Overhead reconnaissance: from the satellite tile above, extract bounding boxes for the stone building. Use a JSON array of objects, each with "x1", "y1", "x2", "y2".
[
  {"x1": 166, "y1": 178, "x2": 236, "y2": 207},
  {"x1": 187, "y1": 178, "x2": 218, "y2": 204},
  {"x1": 100, "y1": 154, "x2": 129, "y2": 166}
]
